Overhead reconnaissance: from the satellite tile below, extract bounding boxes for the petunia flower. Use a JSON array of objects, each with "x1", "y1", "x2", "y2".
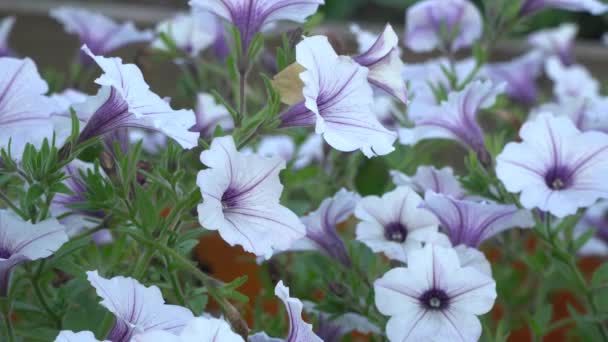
[
  {"x1": 399, "y1": 80, "x2": 504, "y2": 162},
  {"x1": 528, "y1": 23, "x2": 577, "y2": 66},
  {"x1": 0, "y1": 57, "x2": 55, "y2": 160},
  {"x1": 390, "y1": 166, "x2": 465, "y2": 199},
  {"x1": 249, "y1": 281, "x2": 322, "y2": 342},
  {"x1": 533, "y1": 96, "x2": 608, "y2": 134},
  {"x1": 496, "y1": 113, "x2": 608, "y2": 218},
  {"x1": 545, "y1": 57, "x2": 599, "y2": 101},
  {"x1": 303, "y1": 303, "x2": 381, "y2": 342},
  {"x1": 86, "y1": 270, "x2": 194, "y2": 341},
  {"x1": 189, "y1": 93, "x2": 234, "y2": 138},
  {"x1": 279, "y1": 36, "x2": 396, "y2": 158},
  {"x1": 293, "y1": 134, "x2": 325, "y2": 170},
  {"x1": 374, "y1": 244, "x2": 496, "y2": 342},
  {"x1": 0, "y1": 210, "x2": 68, "y2": 296},
  {"x1": 75, "y1": 46, "x2": 198, "y2": 149},
  {"x1": 189, "y1": 0, "x2": 324, "y2": 53},
  {"x1": 50, "y1": 7, "x2": 153, "y2": 62},
  {"x1": 352, "y1": 24, "x2": 407, "y2": 103},
  {"x1": 404, "y1": 0, "x2": 483, "y2": 53},
  {"x1": 420, "y1": 191, "x2": 534, "y2": 248},
  {"x1": 197, "y1": 136, "x2": 305, "y2": 259},
  {"x1": 132, "y1": 317, "x2": 244, "y2": 342},
  {"x1": 55, "y1": 331, "x2": 106, "y2": 342},
  {"x1": 49, "y1": 89, "x2": 88, "y2": 147},
  {"x1": 483, "y1": 51, "x2": 543, "y2": 105},
  {"x1": 355, "y1": 186, "x2": 440, "y2": 262},
  {"x1": 574, "y1": 201, "x2": 608, "y2": 256},
  {"x1": 519, "y1": 0, "x2": 608, "y2": 16},
  {"x1": 151, "y1": 11, "x2": 221, "y2": 58},
  {"x1": 289, "y1": 189, "x2": 359, "y2": 266},
  {"x1": 0, "y1": 16, "x2": 16, "y2": 57}
]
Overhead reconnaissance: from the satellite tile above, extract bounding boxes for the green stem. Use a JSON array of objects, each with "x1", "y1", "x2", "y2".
[
  {"x1": 1, "y1": 303, "x2": 15, "y2": 342},
  {"x1": 0, "y1": 191, "x2": 26, "y2": 220},
  {"x1": 131, "y1": 248, "x2": 156, "y2": 279},
  {"x1": 31, "y1": 262, "x2": 62, "y2": 329}
]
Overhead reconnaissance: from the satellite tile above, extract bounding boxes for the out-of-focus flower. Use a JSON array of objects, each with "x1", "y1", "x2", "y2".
[
  {"x1": 55, "y1": 331, "x2": 106, "y2": 342},
  {"x1": 86, "y1": 270, "x2": 194, "y2": 341},
  {"x1": 545, "y1": 57, "x2": 599, "y2": 101},
  {"x1": 132, "y1": 317, "x2": 244, "y2": 342},
  {"x1": 128, "y1": 129, "x2": 167, "y2": 154},
  {"x1": 533, "y1": 96, "x2": 608, "y2": 134},
  {"x1": 0, "y1": 17, "x2": 16, "y2": 57},
  {"x1": 189, "y1": 0, "x2": 324, "y2": 53},
  {"x1": 528, "y1": 23, "x2": 577, "y2": 66},
  {"x1": 303, "y1": 303, "x2": 381, "y2": 342},
  {"x1": 0, "y1": 211, "x2": 68, "y2": 296},
  {"x1": 256, "y1": 135, "x2": 295, "y2": 162},
  {"x1": 575, "y1": 201, "x2": 608, "y2": 256},
  {"x1": 355, "y1": 186, "x2": 439, "y2": 262},
  {"x1": 496, "y1": 113, "x2": 608, "y2": 218},
  {"x1": 483, "y1": 51, "x2": 543, "y2": 105},
  {"x1": 49, "y1": 89, "x2": 88, "y2": 146},
  {"x1": 391, "y1": 166, "x2": 465, "y2": 199},
  {"x1": 519, "y1": 0, "x2": 608, "y2": 16},
  {"x1": 190, "y1": 93, "x2": 233, "y2": 138},
  {"x1": 374, "y1": 244, "x2": 496, "y2": 342},
  {"x1": 75, "y1": 46, "x2": 198, "y2": 149},
  {"x1": 293, "y1": 134, "x2": 325, "y2": 170},
  {"x1": 50, "y1": 7, "x2": 152, "y2": 62},
  {"x1": 421, "y1": 191, "x2": 534, "y2": 247},
  {"x1": 249, "y1": 281, "x2": 322, "y2": 342},
  {"x1": 279, "y1": 36, "x2": 396, "y2": 158},
  {"x1": 404, "y1": 0, "x2": 482, "y2": 53},
  {"x1": 0, "y1": 57, "x2": 55, "y2": 160},
  {"x1": 197, "y1": 136, "x2": 305, "y2": 259}
]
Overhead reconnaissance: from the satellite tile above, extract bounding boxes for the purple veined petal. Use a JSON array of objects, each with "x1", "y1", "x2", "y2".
[
  {"x1": 391, "y1": 166, "x2": 465, "y2": 199},
  {"x1": 0, "y1": 57, "x2": 55, "y2": 160},
  {"x1": 353, "y1": 24, "x2": 407, "y2": 104},
  {"x1": 421, "y1": 191, "x2": 534, "y2": 247},
  {"x1": 134, "y1": 317, "x2": 244, "y2": 342},
  {"x1": 528, "y1": 23, "x2": 577, "y2": 66},
  {"x1": 292, "y1": 35, "x2": 396, "y2": 158},
  {"x1": 532, "y1": 96, "x2": 608, "y2": 134},
  {"x1": 86, "y1": 270, "x2": 194, "y2": 342},
  {"x1": 190, "y1": 93, "x2": 234, "y2": 137},
  {"x1": 0, "y1": 16, "x2": 16, "y2": 57},
  {"x1": 277, "y1": 281, "x2": 323, "y2": 342},
  {"x1": 575, "y1": 201, "x2": 608, "y2": 256},
  {"x1": 483, "y1": 51, "x2": 543, "y2": 105},
  {"x1": 404, "y1": 0, "x2": 482, "y2": 53},
  {"x1": 151, "y1": 12, "x2": 219, "y2": 57},
  {"x1": 54, "y1": 330, "x2": 106, "y2": 342},
  {"x1": 189, "y1": 0, "x2": 324, "y2": 52},
  {"x1": 519, "y1": 0, "x2": 608, "y2": 16},
  {"x1": 50, "y1": 7, "x2": 153, "y2": 56},
  {"x1": 545, "y1": 57, "x2": 600, "y2": 101}
]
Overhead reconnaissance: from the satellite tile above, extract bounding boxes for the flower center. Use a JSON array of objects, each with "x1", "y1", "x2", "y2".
[
  {"x1": 0, "y1": 247, "x2": 12, "y2": 259},
  {"x1": 384, "y1": 222, "x2": 407, "y2": 242},
  {"x1": 419, "y1": 288, "x2": 450, "y2": 310},
  {"x1": 221, "y1": 187, "x2": 240, "y2": 209},
  {"x1": 544, "y1": 166, "x2": 571, "y2": 190}
]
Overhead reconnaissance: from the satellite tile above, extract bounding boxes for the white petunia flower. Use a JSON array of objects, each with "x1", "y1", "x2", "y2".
[
  {"x1": 55, "y1": 330, "x2": 106, "y2": 342},
  {"x1": 132, "y1": 317, "x2": 244, "y2": 342},
  {"x1": 190, "y1": 93, "x2": 234, "y2": 138},
  {"x1": 545, "y1": 57, "x2": 599, "y2": 101},
  {"x1": 528, "y1": 23, "x2": 577, "y2": 66},
  {"x1": 391, "y1": 166, "x2": 465, "y2": 199},
  {"x1": 151, "y1": 11, "x2": 221, "y2": 57}
]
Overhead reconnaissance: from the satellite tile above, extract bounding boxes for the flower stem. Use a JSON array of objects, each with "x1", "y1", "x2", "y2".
[
  {"x1": 0, "y1": 191, "x2": 26, "y2": 220},
  {"x1": 30, "y1": 261, "x2": 62, "y2": 329},
  {"x1": 0, "y1": 298, "x2": 15, "y2": 342}
]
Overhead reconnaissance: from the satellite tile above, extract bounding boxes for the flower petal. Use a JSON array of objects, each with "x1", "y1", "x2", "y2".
[
  {"x1": 55, "y1": 330, "x2": 105, "y2": 342},
  {"x1": 275, "y1": 281, "x2": 323, "y2": 342}
]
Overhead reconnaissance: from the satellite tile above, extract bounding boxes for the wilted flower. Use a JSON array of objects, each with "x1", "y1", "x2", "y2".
[
  {"x1": 197, "y1": 136, "x2": 305, "y2": 259},
  {"x1": 0, "y1": 57, "x2": 55, "y2": 159},
  {"x1": 374, "y1": 244, "x2": 496, "y2": 342},
  {"x1": 132, "y1": 317, "x2": 244, "y2": 342},
  {"x1": 279, "y1": 36, "x2": 396, "y2": 157},
  {"x1": 519, "y1": 0, "x2": 608, "y2": 16},
  {"x1": 0, "y1": 16, "x2": 15, "y2": 57},
  {"x1": 189, "y1": 0, "x2": 324, "y2": 53},
  {"x1": 421, "y1": 191, "x2": 534, "y2": 247},
  {"x1": 528, "y1": 23, "x2": 577, "y2": 66},
  {"x1": 404, "y1": 0, "x2": 482, "y2": 53},
  {"x1": 545, "y1": 57, "x2": 599, "y2": 101},
  {"x1": 391, "y1": 166, "x2": 465, "y2": 199},
  {"x1": 484, "y1": 51, "x2": 543, "y2": 105},
  {"x1": 86, "y1": 270, "x2": 194, "y2": 341},
  {"x1": 50, "y1": 7, "x2": 152, "y2": 62},
  {"x1": 496, "y1": 113, "x2": 608, "y2": 218},
  {"x1": 75, "y1": 46, "x2": 199, "y2": 149},
  {"x1": 355, "y1": 186, "x2": 439, "y2": 262},
  {"x1": 249, "y1": 281, "x2": 322, "y2": 341},
  {"x1": 151, "y1": 11, "x2": 222, "y2": 58},
  {"x1": 0, "y1": 210, "x2": 68, "y2": 296},
  {"x1": 190, "y1": 93, "x2": 233, "y2": 138}
]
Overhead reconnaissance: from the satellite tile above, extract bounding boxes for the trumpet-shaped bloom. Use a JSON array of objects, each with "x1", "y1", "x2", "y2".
[
  {"x1": 0, "y1": 211, "x2": 68, "y2": 296},
  {"x1": 355, "y1": 187, "x2": 439, "y2": 262},
  {"x1": 50, "y1": 7, "x2": 152, "y2": 58},
  {"x1": 250, "y1": 281, "x2": 322, "y2": 342},
  {"x1": 353, "y1": 24, "x2": 407, "y2": 103},
  {"x1": 421, "y1": 192, "x2": 534, "y2": 247},
  {"x1": 189, "y1": 0, "x2": 324, "y2": 52},
  {"x1": 279, "y1": 36, "x2": 396, "y2": 158},
  {"x1": 375, "y1": 245, "x2": 496, "y2": 342},
  {"x1": 399, "y1": 80, "x2": 504, "y2": 158},
  {"x1": 528, "y1": 23, "x2": 577, "y2": 66},
  {"x1": 151, "y1": 12, "x2": 220, "y2": 57},
  {"x1": 190, "y1": 93, "x2": 233, "y2": 138},
  {"x1": 484, "y1": 51, "x2": 543, "y2": 105},
  {"x1": 0, "y1": 57, "x2": 55, "y2": 159},
  {"x1": 86, "y1": 270, "x2": 194, "y2": 341},
  {"x1": 519, "y1": 0, "x2": 608, "y2": 16},
  {"x1": 290, "y1": 189, "x2": 359, "y2": 266},
  {"x1": 55, "y1": 331, "x2": 106, "y2": 342},
  {"x1": 497, "y1": 113, "x2": 608, "y2": 218},
  {"x1": 545, "y1": 57, "x2": 599, "y2": 101},
  {"x1": 0, "y1": 16, "x2": 15, "y2": 57},
  {"x1": 391, "y1": 166, "x2": 465, "y2": 199},
  {"x1": 197, "y1": 136, "x2": 305, "y2": 259},
  {"x1": 132, "y1": 317, "x2": 244, "y2": 342},
  {"x1": 533, "y1": 96, "x2": 608, "y2": 134},
  {"x1": 404, "y1": 0, "x2": 482, "y2": 53},
  {"x1": 575, "y1": 201, "x2": 608, "y2": 256},
  {"x1": 76, "y1": 46, "x2": 198, "y2": 149}
]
